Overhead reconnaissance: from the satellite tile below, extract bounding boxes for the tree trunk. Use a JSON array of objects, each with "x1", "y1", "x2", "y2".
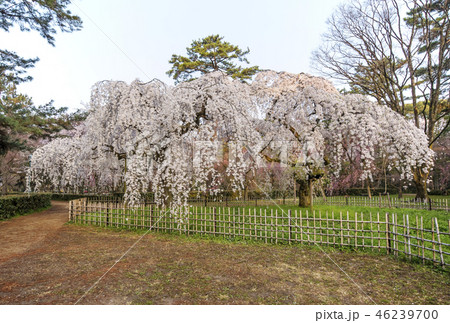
[
  {"x1": 413, "y1": 168, "x2": 429, "y2": 201},
  {"x1": 398, "y1": 183, "x2": 403, "y2": 199},
  {"x1": 319, "y1": 178, "x2": 327, "y2": 201},
  {"x1": 293, "y1": 176, "x2": 296, "y2": 205},
  {"x1": 367, "y1": 181, "x2": 372, "y2": 199},
  {"x1": 297, "y1": 179, "x2": 312, "y2": 207}
]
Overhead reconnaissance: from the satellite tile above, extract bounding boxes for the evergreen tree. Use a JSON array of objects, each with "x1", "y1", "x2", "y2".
[
  {"x1": 0, "y1": 0, "x2": 82, "y2": 84},
  {"x1": 0, "y1": 76, "x2": 87, "y2": 155},
  {"x1": 167, "y1": 35, "x2": 259, "y2": 84}
]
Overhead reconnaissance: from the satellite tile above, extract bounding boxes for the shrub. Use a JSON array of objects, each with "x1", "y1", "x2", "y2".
[{"x1": 0, "y1": 194, "x2": 51, "y2": 220}]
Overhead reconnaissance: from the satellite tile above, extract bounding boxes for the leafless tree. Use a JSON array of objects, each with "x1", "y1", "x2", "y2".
[{"x1": 312, "y1": 0, "x2": 449, "y2": 199}]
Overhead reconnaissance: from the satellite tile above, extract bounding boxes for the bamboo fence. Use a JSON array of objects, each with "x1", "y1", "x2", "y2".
[
  {"x1": 69, "y1": 198, "x2": 450, "y2": 268},
  {"x1": 314, "y1": 194, "x2": 449, "y2": 211}
]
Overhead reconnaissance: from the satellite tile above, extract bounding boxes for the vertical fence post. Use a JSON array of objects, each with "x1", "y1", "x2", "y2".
[
  {"x1": 393, "y1": 214, "x2": 398, "y2": 257},
  {"x1": 149, "y1": 204, "x2": 153, "y2": 229},
  {"x1": 421, "y1": 217, "x2": 425, "y2": 264},
  {"x1": 254, "y1": 209, "x2": 258, "y2": 241},
  {"x1": 406, "y1": 214, "x2": 411, "y2": 260},
  {"x1": 377, "y1": 212, "x2": 381, "y2": 251},
  {"x1": 435, "y1": 218, "x2": 444, "y2": 267},
  {"x1": 299, "y1": 210, "x2": 303, "y2": 244},
  {"x1": 264, "y1": 209, "x2": 267, "y2": 243},
  {"x1": 275, "y1": 209, "x2": 278, "y2": 244},
  {"x1": 346, "y1": 211, "x2": 350, "y2": 245},
  {"x1": 370, "y1": 212, "x2": 374, "y2": 248},
  {"x1": 415, "y1": 215, "x2": 420, "y2": 259},
  {"x1": 312, "y1": 210, "x2": 316, "y2": 243},
  {"x1": 432, "y1": 219, "x2": 436, "y2": 264},
  {"x1": 69, "y1": 200, "x2": 73, "y2": 221},
  {"x1": 403, "y1": 214, "x2": 407, "y2": 256},
  {"x1": 385, "y1": 213, "x2": 391, "y2": 255},
  {"x1": 213, "y1": 207, "x2": 216, "y2": 236},
  {"x1": 331, "y1": 211, "x2": 335, "y2": 246},
  {"x1": 233, "y1": 208, "x2": 236, "y2": 239},
  {"x1": 106, "y1": 202, "x2": 110, "y2": 227},
  {"x1": 288, "y1": 209, "x2": 292, "y2": 244}
]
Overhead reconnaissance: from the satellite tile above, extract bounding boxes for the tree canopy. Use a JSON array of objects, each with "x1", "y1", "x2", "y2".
[
  {"x1": 167, "y1": 34, "x2": 260, "y2": 84},
  {"x1": 0, "y1": 0, "x2": 82, "y2": 84},
  {"x1": 27, "y1": 71, "x2": 433, "y2": 210}
]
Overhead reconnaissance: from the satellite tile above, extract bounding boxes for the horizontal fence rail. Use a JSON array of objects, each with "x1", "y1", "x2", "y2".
[
  {"x1": 69, "y1": 199, "x2": 450, "y2": 268},
  {"x1": 82, "y1": 195, "x2": 297, "y2": 207},
  {"x1": 314, "y1": 195, "x2": 449, "y2": 211}
]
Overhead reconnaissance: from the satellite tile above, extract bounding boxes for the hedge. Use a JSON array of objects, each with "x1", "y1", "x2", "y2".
[
  {"x1": 0, "y1": 194, "x2": 51, "y2": 220},
  {"x1": 50, "y1": 193, "x2": 88, "y2": 201},
  {"x1": 50, "y1": 193, "x2": 126, "y2": 201}
]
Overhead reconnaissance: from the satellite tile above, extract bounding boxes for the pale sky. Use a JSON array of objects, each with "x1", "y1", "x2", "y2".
[{"x1": 2, "y1": 0, "x2": 343, "y2": 112}]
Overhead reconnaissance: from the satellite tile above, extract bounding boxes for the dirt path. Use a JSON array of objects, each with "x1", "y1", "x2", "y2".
[
  {"x1": 0, "y1": 202, "x2": 449, "y2": 304},
  {"x1": 0, "y1": 201, "x2": 68, "y2": 263}
]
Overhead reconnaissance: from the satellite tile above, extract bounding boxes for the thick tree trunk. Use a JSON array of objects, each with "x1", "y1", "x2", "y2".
[
  {"x1": 413, "y1": 168, "x2": 429, "y2": 201},
  {"x1": 297, "y1": 179, "x2": 312, "y2": 207},
  {"x1": 398, "y1": 183, "x2": 403, "y2": 199}
]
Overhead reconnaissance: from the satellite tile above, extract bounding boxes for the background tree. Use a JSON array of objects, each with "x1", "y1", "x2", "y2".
[
  {"x1": 1, "y1": 0, "x2": 84, "y2": 152},
  {"x1": 0, "y1": 0, "x2": 82, "y2": 84},
  {"x1": 0, "y1": 76, "x2": 86, "y2": 193},
  {"x1": 167, "y1": 34, "x2": 260, "y2": 84},
  {"x1": 0, "y1": 1, "x2": 83, "y2": 193},
  {"x1": 312, "y1": 0, "x2": 449, "y2": 200}
]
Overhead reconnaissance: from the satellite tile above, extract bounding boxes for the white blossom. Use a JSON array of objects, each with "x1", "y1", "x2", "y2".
[{"x1": 27, "y1": 70, "x2": 433, "y2": 214}]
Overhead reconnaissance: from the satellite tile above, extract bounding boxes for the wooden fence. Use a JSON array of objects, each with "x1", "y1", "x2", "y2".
[
  {"x1": 314, "y1": 195, "x2": 449, "y2": 211},
  {"x1": 69, "y1": 198, "x2": 450, "y2": 268},
  {"x1": 79, "y1": 195, "x2": 297, "y2": 207}
]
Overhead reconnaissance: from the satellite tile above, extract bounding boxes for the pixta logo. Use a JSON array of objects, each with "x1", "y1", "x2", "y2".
[{"x1": 315, "y1": 310, "x2": 360, "y2": 322}]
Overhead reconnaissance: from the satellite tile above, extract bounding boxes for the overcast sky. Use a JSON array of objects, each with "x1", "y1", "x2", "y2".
[{"x1": 2, "y1": 0, "x2": 343, "y2": 112}]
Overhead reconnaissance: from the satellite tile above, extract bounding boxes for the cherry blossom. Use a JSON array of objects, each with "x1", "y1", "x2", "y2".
[{"x1": 27, "y1": 70, "x2": 433, "y2": 210}]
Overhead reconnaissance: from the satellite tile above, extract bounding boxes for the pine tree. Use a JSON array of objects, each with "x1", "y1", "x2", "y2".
[
  {"x1": 167, "y1": 35, "x2": 259, "y2": 84},
  {"x1": 0, "y1": 0, "x2": 82, "y2": 84}
]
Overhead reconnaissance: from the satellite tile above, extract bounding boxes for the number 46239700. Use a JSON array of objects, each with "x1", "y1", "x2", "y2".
[{"x1": 375, "y1": 310, "x2": 438, "y2": 320}]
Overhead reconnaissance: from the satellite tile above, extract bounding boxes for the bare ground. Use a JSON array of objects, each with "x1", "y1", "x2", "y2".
[{"x1": 0, "y1": 201, "x2": 449, "y2": 305}]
